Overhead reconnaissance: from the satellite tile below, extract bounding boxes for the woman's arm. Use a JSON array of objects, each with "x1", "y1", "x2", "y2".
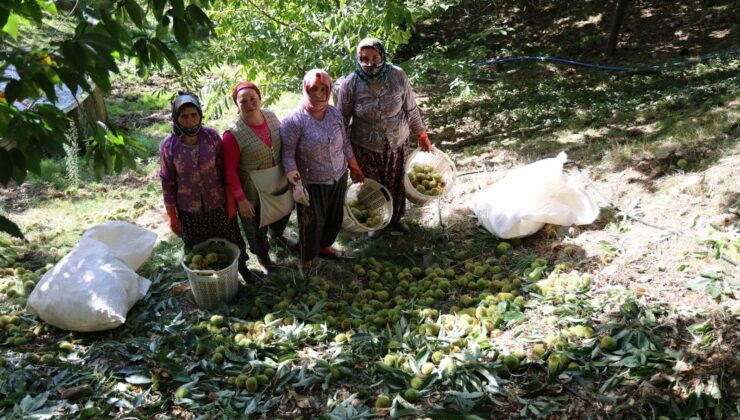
[
  {"x1": 158, "y1": 139, "x2": 178, "y2": 207},
  {"x1": 337, "y1": 109, "x2": 354, "y2": 162},
  {"x1": 336, "y1": 75, "x2": 355, "y2": 129},
  {"x1": 222, "y1": 131, "x2": 246, "y2": 202},
  {"x1": 279, "y1": 113, "x2": 310, "y2": 205},
  {"x1": 159, "y1": 138, "x2": 182, "y2": 236},
  {"x1": 400, "y1": 70, "x2": 426, "y2": 135},
  {"x1": 279, "y1": 113, "x2": 301, "y2": 175},
  {"x1": 399, "y1": 69, "x2": 432, "y2": 150}
]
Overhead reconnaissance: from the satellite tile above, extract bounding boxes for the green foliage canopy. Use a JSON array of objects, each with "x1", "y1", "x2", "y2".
[
  {"x1": 195, "y1": 0, "x2": 414, "y2": 109},
  {"x1": 0, "y1": 0, "x2": 213, "y2": 188},
  {"x1": 0, "y1": 0, "x2": 214, "y2": 237}
]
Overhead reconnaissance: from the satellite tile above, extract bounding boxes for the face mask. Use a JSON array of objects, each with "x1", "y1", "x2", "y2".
[
  {"x1": 361, "y1": 62, "x2": 384, "y2": 75},
  {"x1": 178, "y1": 124, "x2": 201, "y2": 136}
]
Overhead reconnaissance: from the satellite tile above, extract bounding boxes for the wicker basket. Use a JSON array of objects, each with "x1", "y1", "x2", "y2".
[
  {"x1": 180, "y1": 238, "x2": 241, "y2": 310},
  {"x1": 404, "y1": 148, "x2": 457, "y2": 206},
  {"x1": 342, "y1": 178, "x2": 394, "y2": 233}
]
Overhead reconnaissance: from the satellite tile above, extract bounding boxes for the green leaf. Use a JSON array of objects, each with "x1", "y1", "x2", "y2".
[
  {"x1": 61, "y1": 41, "x2": 88, "y2": 76},
  {"x1": 172, "y1": 16, "x2": 191, "y2": 46},
  {"x1": 79, "y1": 407, "x2": 102, "y2": 418},
  {"x1": 151, "y1": 39, "x2": 181, "y2": 71},
  {"x1": 186, "y1": 4, "x2": 214, "y2": 33},
  {"x1": 683, "y1": 277, "x2": 710, "y2": 291},
  {"x1": 521, "y1": 379, "x2": 546, "y2": 393},
  {"x1": 10, "y1": 148, "x2": 27, "y2": 184},
  {"x1": 705, "y1": 283, "x2": 723, "y2": 299},
  {"x1": 36, "y1": 0, "x2": 58, "y2": 14},
  {"x1": 19, "y1": 147, "x2": 41, "y2": 175},
  {"x1": 4, "y1": 80, "x2": 24, "y2": 105},
  {"x1": 2, "y1": 13, "x2": 21, "y2": 40},
  {"x1": 0, "y1": 6, "x2": 9, "y2": 29},
  {"x1": 56, "y1": 67, "x2": 90, "y2": 94},
  {"x1": 132, "y1": 38, "x2": 151, "y2": 67},
  {"x1": 100, "y1": 13, "x2": 128, "y2": 43},
  {"x1": 169, "y1": 0, "x2": 185, "y2": 19},
  {"x1": 88, "y1": 66, "x2": 113, "y2": 92},
  {"x1": 17, "y1": 391, "x2": 49, "y2": 414},
  {"x1": 123, "y1": 0, "x2": 146, "y2": 27},
  {"x1": 699, "y1": 269, "x2": 722, "y2": 280},
  {"x1": 0, "y1": 148, "x2": 12, "y2": 186},
  {"x1": 152, "y1": 0, "x2": 168, "y2": 19},
  {"x1": 78, "y1": 32, "x2": 117, "y2": 52},
  {"x1": 0, "y1": 214, "x2": 25, "y2": 240},
  {"x1": 501, "y1": 310, "x2": 525, "y2": 325}
]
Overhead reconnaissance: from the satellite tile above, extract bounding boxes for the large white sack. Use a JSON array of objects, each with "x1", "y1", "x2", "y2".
[
  {"x1": 470, "y1": 152, "x2": 600, "y2": 239},
  {"x1": 82, "y1": 221, "x2": 157, "y2": 270},
  {"x1": 26, "y1": 223, "x2": 156, "y2": 332}
]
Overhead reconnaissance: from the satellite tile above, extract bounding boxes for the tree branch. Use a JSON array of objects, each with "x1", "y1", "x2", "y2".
[{"x1": 242, "y1": 0, "x2": 319, "y2": 43}]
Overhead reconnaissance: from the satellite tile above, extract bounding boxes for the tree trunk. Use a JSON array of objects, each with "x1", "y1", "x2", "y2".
[
  {"x1": 82, "y1": 85, "x2": 108, "y2": 124},
  {"x1": 605, "y1": 0, "x2": 630, "y2": 56},
  {"x1": 72, "y1": 85, "x2": 107, "y2": 154}
]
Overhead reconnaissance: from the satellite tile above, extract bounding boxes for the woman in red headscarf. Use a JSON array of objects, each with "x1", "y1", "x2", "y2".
[
  {"x1": 280, "y1": 69, "x2": 365, "y2": 272},
  {"x1": 222, "y1": 82, "x2": 298, "y2": 275}
]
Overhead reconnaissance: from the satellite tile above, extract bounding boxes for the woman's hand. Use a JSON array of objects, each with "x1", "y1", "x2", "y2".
[
  {"x1": 286, "y1": 170, "x2": 302, "y2": 186},
  {"x1": 238, "y1": 199, "x2": 256, "y2": 218},
  {"x1": 347, "y1": 157, "x2": 365, "y2": 183},
  {"x1": 293, "y1": 185, "x2": 310, "y2": 207},
  {"x1": 416, "y1": 132, "x2": 434, "y2": 152},
  {"x1": 165, "y1": 205, "x2": 182, "y2": 237}
]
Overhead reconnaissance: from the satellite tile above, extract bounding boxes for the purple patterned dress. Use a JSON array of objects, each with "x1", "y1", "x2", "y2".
[{"x1": 159, "y1": 127, "x2": 250, "y2": 276}]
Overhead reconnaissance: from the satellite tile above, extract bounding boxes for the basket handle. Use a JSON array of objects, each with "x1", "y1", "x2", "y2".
[
  {"x1": 189, "y1": 269, "x2": 218, "y2": 276},
  {"x1": 210, "y1": 239, "x2": 226, "y2": 247},
  {"x1": 379, "y1": 186, "x2": 391, "y2": 203}
]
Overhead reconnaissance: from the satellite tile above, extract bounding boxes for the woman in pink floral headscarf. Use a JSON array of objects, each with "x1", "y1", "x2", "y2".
[{"x1": 280, "y1": 69, "x2": 364, "y2": 272}]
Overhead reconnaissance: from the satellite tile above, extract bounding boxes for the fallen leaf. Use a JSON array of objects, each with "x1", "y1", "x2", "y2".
[
  {"x1": 61, "y1": 384, "x2": 94, "y2": 402},
  {"x1": 173, "y1": 284, "x2": 189, "y2": 295}
]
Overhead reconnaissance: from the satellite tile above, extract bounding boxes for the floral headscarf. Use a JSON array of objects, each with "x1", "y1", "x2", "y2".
[
  {"x1": 301, "y1": 69, "x2": 332, "y2": 113},
  {"x1": 354, "y1": 38, "x2": 392, "y2": 84}
]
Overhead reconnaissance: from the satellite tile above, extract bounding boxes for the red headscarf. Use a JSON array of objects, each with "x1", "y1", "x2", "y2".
[
  {"x1": 232, "y1": 81, "x2": 261, "y2": 104},
  {"x1": 301, "y1": 69, "x2": 331, "y2": 113}
]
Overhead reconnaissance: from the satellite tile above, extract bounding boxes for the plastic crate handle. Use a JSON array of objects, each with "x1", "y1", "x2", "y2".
[{"x1": 379, "y1": 186, "x2": 391, "y2": 203}]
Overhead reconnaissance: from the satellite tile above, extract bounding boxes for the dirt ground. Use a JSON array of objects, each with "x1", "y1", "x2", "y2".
[{"x1": 406, "y1": 139, "x2": 739, "y2": 315}]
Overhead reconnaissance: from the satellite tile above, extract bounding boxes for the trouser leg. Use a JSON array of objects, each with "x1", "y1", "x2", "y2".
[
  {"x1": 240, "y1": 206, "x2": 270, "y2": 260},
  {"x1": 320, "y1": 171, "x2": 348, "y2": 248},
  {"x1": 268, "y1": 212, "x2": 291, "y2": 240},
  {"x1": 298, "y1": 172, "x2": 348, "y2": 260}
]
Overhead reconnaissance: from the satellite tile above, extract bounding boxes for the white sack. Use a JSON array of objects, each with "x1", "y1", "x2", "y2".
[
  {"x1": 82, "y1": 221, "x2": 157, "y2": 270},
  {"x1": 470, "y1": 152, "x2": 599, "y2": 239},
  {"x1": 26, "y1": 222, "x2": 156, "y2": 332}
]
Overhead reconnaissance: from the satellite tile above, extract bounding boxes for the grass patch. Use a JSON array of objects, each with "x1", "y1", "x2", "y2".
[
  {"x1": 107, "y1": 91, "x2": 171, "y2": 119},
  {"x1": 26, "y1": 160, "x2": 65, "y2": 189}
]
